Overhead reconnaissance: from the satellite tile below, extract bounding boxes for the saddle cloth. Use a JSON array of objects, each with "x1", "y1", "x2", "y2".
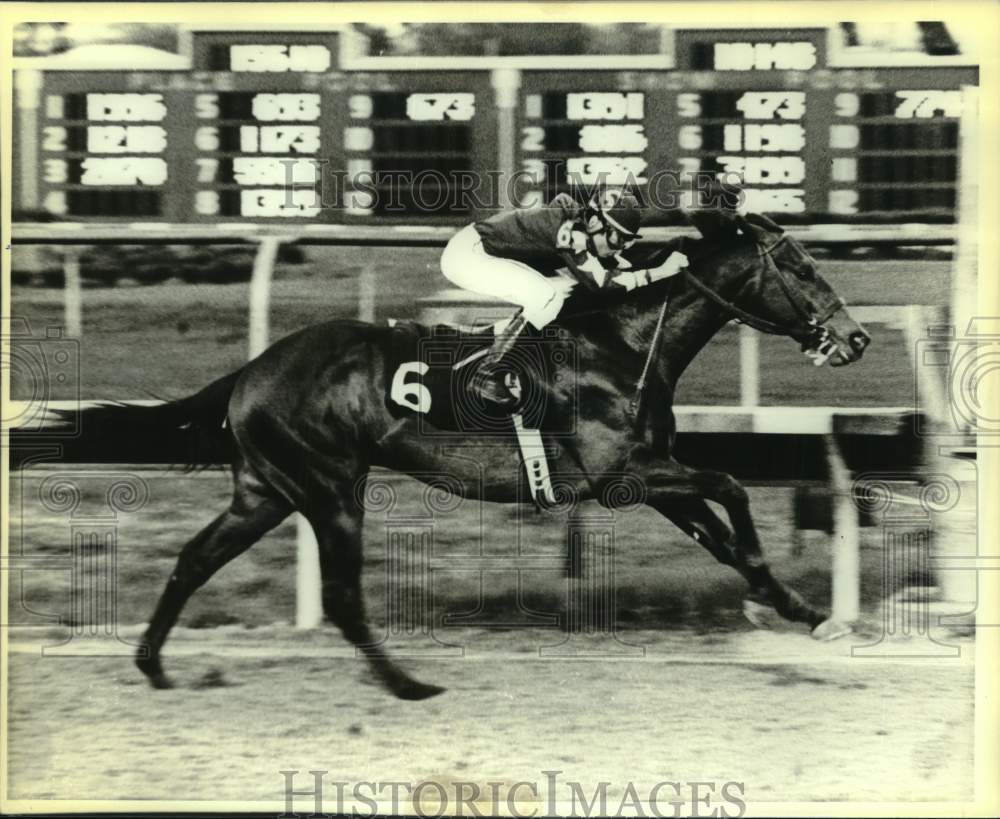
[
  {"x1": 383, "y1": 320, "x2": 574, "y2": 506},
  {"x1": 383, "y1": 320, "x2": 575, "y2": 433}
]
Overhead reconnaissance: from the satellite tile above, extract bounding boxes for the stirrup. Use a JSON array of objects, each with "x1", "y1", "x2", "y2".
[{"x1": 472, "y1": 367, "x2": 520, "y2": 407}]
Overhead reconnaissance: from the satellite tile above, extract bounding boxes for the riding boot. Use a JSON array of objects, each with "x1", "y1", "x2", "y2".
[{"x1": 472, "y1": 312, "x2": 529, "y2": 407}]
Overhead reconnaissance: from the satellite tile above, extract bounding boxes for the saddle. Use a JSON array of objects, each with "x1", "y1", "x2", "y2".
[{"x1": 384, "y1": 320, "x2": 575, "y2": 506}]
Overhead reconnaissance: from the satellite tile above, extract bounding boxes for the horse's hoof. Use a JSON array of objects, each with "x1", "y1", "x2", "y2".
[
  {"x1": 811, "y1": 619, "x2": 852, "y2": 642},
  {"x1": 149, "y1": 673, "x2": 175, "y2": 690},
  {"x1": 136, "y1": 656, "x2": 174, "y2": 689},
  {"x1": 743, "y1": 598, "x2": 781, "y2": 630},
  {"x1": 395, "y1": 681, "x2": 447, "y2": 701}
]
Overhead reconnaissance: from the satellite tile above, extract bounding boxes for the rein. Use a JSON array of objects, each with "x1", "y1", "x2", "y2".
[
  {"x1": 682, "y1": 234, "x2": 843, "y2": 342},
  {"x1": 627, "y1": 286, "x2": 671, "y2": 419}
]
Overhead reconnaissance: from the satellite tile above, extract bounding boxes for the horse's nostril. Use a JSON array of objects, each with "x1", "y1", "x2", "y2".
[{"x1": 849, "y1": 332, "x2": 870, "y2": 353}]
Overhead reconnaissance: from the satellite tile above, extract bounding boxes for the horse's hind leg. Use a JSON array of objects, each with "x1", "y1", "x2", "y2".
[
  {"x1": 306, "y1": 486, "x2": 446, "y2": 701},
  {"x1": 136, "y1": 468, "x2": 291, "y2": 689}
]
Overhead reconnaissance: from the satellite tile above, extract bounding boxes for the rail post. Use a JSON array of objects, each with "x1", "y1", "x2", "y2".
[
  {"x1": 248, "y1": 236, "x2": 284, "y2": 360},
  {"x1": 357, "y1": 263, "x2": 376, "y2": 323},
  {"x1": 492, "y1": 68, "x2": 520, "y2": 208},
  {"x1": 295, "y1": 519, "x2": 323, "y2": 629},
  {"x1": 62, "y1": 247, "x2": 83, "y2": 339},
  {"x1": 826, "y1": 434, "x2": 860, "y2": 623},
  {"x1": 13, "y1": 68, "x2": 45, "y2": 279},
  {"x1": 738, "y1": 323, "x2": 760, "y2": 407}
]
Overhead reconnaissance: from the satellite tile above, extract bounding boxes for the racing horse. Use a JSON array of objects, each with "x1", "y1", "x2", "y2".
[{"x1": 68, "y1": 209, "x2": 871, "y2": 700}]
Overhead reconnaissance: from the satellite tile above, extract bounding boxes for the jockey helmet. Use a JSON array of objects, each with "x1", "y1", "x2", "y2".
[{"x1": 586, "y1": 190, "x2": 642, "y2": 250}]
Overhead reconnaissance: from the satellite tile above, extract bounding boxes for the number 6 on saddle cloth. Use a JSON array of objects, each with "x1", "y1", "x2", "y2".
[{"x1": 385, "y1": 316, "x2": 577, "y2": 435}]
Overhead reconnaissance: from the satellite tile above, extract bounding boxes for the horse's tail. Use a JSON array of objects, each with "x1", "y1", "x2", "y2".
[{"x1": 26, "y1": 369, "x2": 244, "y2": 469}]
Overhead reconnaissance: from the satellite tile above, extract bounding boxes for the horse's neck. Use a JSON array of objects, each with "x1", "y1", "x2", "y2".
[
  {"x1": 566, "y1": 281, "x2": 728, "y2": 391},
  {"x1": 639, "y1": 289, "x2": 727, "y2": 388}
]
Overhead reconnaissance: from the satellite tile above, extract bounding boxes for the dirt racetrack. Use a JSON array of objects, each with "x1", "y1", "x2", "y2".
[{"x1": 6, "y1": 626, "x2": 974, "y2": 808}]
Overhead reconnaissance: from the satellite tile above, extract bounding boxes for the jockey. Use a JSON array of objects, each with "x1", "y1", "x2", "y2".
[{"x1": 440, "y1": 189, "x2": 689, "y2": 405}]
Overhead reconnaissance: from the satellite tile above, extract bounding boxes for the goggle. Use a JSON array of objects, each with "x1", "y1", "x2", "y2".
[
  {"x1": 586, "y1": 208, "x2": 639, "y2": 251},
  {"x1": 606, "y1": 227, "x2": 637, "y2": 251}
]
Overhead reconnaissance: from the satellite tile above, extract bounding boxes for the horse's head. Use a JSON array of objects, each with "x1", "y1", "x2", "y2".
[{"x1": 685, "y1": 209, "x2": 870, "y2": 367}]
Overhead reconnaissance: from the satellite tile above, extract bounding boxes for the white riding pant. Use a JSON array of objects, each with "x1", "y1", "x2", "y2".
[{"x1": 440, "y1": 223, "x2": 567, "y2": 329}]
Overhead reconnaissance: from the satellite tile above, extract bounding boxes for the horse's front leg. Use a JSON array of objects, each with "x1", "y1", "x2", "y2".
[{"x1": 627, "y1": 453, "x2": 831, "y2": 631}]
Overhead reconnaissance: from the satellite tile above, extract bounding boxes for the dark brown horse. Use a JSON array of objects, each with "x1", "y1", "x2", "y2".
[{"x1": 66, "y1": 210, "x2": 871, "y2": 700}]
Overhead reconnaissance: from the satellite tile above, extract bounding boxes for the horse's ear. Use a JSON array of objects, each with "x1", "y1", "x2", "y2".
[
  {"x1": 682, "y1": 179, "x2": 744, "y2": 240},
  {"x1": 684, "y1": 208, "x2": 742, "y2": 240}
]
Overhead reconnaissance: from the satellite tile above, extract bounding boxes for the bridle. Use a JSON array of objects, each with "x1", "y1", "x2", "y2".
[
  {"x1": 628, "y1": 228, "x2": 845, "y2": 423},
  {"x1": 681, "y1": 232, "x2": 844, "y2": 345}
]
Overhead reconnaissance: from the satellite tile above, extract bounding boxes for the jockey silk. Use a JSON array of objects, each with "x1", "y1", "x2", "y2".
[
  {"x1": 443, "y1": 193, "x2": 689, "y2": 329},
  {"x1": 473, "y1": 192, "x2": 587, "y2": 274}
]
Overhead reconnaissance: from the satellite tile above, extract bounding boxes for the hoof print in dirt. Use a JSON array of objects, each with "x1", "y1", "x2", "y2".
[{"x1": 191, "y1": 669, "x2": 236, "y2": 689}]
